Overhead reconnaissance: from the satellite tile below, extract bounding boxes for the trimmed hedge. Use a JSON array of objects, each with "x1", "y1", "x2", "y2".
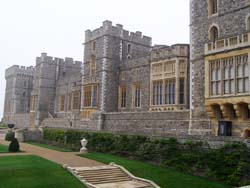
[{"x1": 43, "y1": 128, "x2": 250, "y2": 186}]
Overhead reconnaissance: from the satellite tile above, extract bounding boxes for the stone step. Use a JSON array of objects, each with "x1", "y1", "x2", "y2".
[
  {"x1": 79, "y1": 173, "x2": 129, "y2": 179},
  {"x1": 87, "y1": 178, "x2": 133, "y2": 185}
]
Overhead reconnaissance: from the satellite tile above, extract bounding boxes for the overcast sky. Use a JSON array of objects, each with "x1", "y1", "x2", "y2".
[{"x1": 0, "y1": 0, "x2": 189, "y2": 118}]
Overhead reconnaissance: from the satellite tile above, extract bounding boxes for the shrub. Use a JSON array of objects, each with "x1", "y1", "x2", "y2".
[
  {"x1": 5, "y1": 131, "x2": 15, "y2": 141},
  {"x1": 42, "y1": 128, "x2": 250, "y2": 186},
  {"x1": 8, "y1": 138, "x2": 20, "y2": 152}
]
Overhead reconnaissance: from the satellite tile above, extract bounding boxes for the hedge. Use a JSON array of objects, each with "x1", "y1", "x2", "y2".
[{"x1": 43, "y1": 128, "x2": 250, "y2": 186}]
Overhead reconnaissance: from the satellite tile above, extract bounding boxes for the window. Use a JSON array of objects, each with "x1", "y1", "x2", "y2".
[
  {"x1": 68, "y1": 93, "x2": 72, "y2": 110},
  {"x1": 24, "y1": 81, "x2": 27, "y2": 87},
  {"x1": 83, "y1": 86, "x2": 92, "y2": 107},
  {"x1": 208, "y1": 0, "x2": 218, "y2": 16},
  {"x1": 30, "y1": 95, "x2": 37, "y2": 111},
  {"x1": 92, "y1": 85, "x2": 98, "y2": 107},
  {"x1": 210, "y1": 60, "x2": 221, "y2": 96},
  {"x1": 127, "y1": 44, "x2": 131, "y2": 54},
  {"x1": 60, "y1": 95, "x2": 65, "y2": 112},
  {"x1": 72, "y1": 92, "x2": 80, "y2": 110},
  {"x1": 179, "y1": 78, "x2": 185, "y2": 104},
  {"x1": 236, "y1": 55, "x2": 249, "y2": 93},
  {"x1": 164, "y1": 79, "x2": 175, "y2": 105},
  {"x1": 134, "y1": 84, "x2": 141, "y2": 108},
  {"x1": 83, "y1": 85, "x2": 98, "y2": 108},
  {"x1": 152, "y1": 81, "x2": 163, "y2": 105},
  {"x1": 223, "y1": 57, "x2": 234, "y2": 94},
  {"x1": 210, "y1": 26, "x2": 219, "y2": 42},
  {"x1": 23, "y1": 92, "x2": 26, "y2": 97},
  {"x1": 120, "y1": 86, "x2": 127, "y2": 108},
  {"x1": 90, "y1": 55, "x2": 96, "y2": 76}
]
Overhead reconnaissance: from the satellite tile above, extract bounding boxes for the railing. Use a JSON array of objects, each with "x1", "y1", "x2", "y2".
[{"x1": 205, "y1": 33, "x2": 250, "y2": 55}]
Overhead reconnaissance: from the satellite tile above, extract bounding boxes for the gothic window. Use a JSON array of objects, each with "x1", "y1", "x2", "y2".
[
  {"x1": 72, "y1": 92, "x2": 80, "y2": 110},
  {"x1": 92, "y1": 85, "x2": 98, "y2": 107},
  {"x1": 83, "y1": 86, "x2": 92, "y2": 107},
  {"x1": 68, "y1": 93, "x2": 72, "y2": 110},
  {"x1": 223, "y1": 57, "x2": 235, "y2": 94},
  {"x1": 236, "y1": 55, "x2": 249, "y2": 93},
  {"x1": 60, "y1": 95, "x2": 65, "y2": 112},
  {"x1": 120, "y1": 86, "x2": 127, "y2": 108},
  {"x1": 179, "y1": 78, "x2": 185, "y2": 104},
  {"x1": 83, "y1": 85, "x2": 98, "y2": 108},
  {"x1": 90, "y1": 55, "x2": 96, "y2": 76},
  {"x1": 210, "y1": 60, "x2": 221, "y2": 96},
  {"x1": 134, "y1": 84, "x2": 141, "y2": 108},
  {"x1": 209, "y1": 26, "x2": 219, "y2": 42},
  {"x1": 152, "y1": 81, "x2": 163, "y2": 105},
  {"x1": 208, "y1": 0, "x2": 218, "y2": 16}
]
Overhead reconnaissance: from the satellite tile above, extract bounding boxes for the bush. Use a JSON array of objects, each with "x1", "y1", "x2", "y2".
[
  {"x1": 42, "y1": 128, "x2": 250, "y2": 186},
  {"x1": 5, "y1": 131, "x2": 15, "y2": 141},
  {"x1": 8, "y1": 138, "x2": 20, "y2": 152}
]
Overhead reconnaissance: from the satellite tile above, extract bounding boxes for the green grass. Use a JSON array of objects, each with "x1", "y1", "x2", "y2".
[
  {"x1": 26, "y1": 142, "x2": 73, "y2": 152},
  {"x1": 0, "y1": 155, "x2": 85, "y2": 188},
  {"x1": 81, "y1": 152, "x2": 232, "y2": 188},
  {"x1": 0, "y1": 144, "x2": 8, "y2": 153}
]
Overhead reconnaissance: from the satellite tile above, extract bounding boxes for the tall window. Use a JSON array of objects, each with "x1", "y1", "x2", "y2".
[
  {"x1": 134, "y1": 84, "x2": 141, "y2": 108},
  {"x1": 60, "y1": 95, "x2": 65, "y2": 112},
  {"x1": 179, "y1": 78, "x2": 185, "y2": 104},
  {"x1": 236, "y1": 55, "x2": 249, "y2": 93},
  {"x1": 210, "y1": 60, "x2": 221, "y2": 96},
  {"x1": 153, "y1": 81, "x2": 163, "y2": 105},
  {"x1": 223, "y1": 57, "x2": 235, "y2": 94},
  {"x1": 208, "y1": 0, "x2": 218, "y2": 16},
  {"x1": 83, "y1": 86, "x2": 92, "y2": 107},
  {"x1": 210, "y1": 26, "x2": 218, "y2": 42},
  {"x1": 92, "y1": 85, "x2": 98, "y2": 107},
  {"x1": 83, "y1": 85, "x2": 98, "y2": 108},
  {"x1": 90, "y1": 55, "x2": 96, "y2": 76},
  {"x1": 68, "y1": 93, "x2": 72, "y2": 110},
  {"x1": 165, "y1": 79, "x2": 175, "y2": 105},
  {"x1": 92, "y1": 41, "x2": 96, "y2": 51},
  {"x1": 120, "y1": 86, "x2": 127, "y2": 108},
  {"x1": 72, "y1": 92, "x2": 80, "y2": 110},
  {"x1": 127, "y1": 44, "x2": 131, "y2": 54}
]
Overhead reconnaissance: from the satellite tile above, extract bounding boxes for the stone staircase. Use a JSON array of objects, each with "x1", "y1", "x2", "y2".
[{"x1": 65, "y1": 163, "x2": 160, "y2": 188}]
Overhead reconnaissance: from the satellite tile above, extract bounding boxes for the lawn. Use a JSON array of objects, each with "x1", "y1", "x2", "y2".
[
  {"x1": 26, "y1": 141, "x2": 73, "y2": 152},
  {"x1": 81, "y1": 152, "x2": 232, "y2": 188},
  {"x1": 0, "y1": 155, "x2": 85, "y2": 188},
  {"x1": 0, "y1": 144, "x2": 8, "y2": 153}
]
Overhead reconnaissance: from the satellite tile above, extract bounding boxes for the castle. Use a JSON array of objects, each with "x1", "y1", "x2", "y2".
[{"x1": 3, "y1": 0, "x2": 250, "y2": 138}]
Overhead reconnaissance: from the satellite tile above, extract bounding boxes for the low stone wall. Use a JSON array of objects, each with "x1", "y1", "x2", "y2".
[
  {"x1": 41, "y1": 118, "x2": 99, "y2": 131},
  {"x1": 2, "y1": 114, "x2": 30, "y2": 128},
  {"x1": 103, "y1": 111, "x2": 191, "y2": 137}
]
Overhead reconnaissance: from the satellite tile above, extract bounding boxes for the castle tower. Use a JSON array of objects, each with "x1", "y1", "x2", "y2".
[
  {"x1": 190, "y1": 0, "x2": 250, "y2": 136},
  {"x1": 81, "y1": 20, "x2": 152, "y2": 119},
  {"x1": 3, "y1": 65, "x2": 34, "y2": 128},
  {"x1": 29, "y1": 53, "x2": 58, "y2": 128}
]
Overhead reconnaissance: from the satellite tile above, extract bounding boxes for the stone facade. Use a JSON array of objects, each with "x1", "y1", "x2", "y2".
[
  {"x1": 191, "y1": 0, "x2": 250, "y2": 137},
  {"x1": 3, "y1": 65, "x2": 34, "y2": 128}
]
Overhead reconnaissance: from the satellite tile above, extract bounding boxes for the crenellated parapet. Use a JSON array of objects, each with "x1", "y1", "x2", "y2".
[
  {"x1": 5, "y1": 65, "x2": 35, "y2": 79},
  {"x1": 85, "y1": 20, "x2": 152, "y2": 46}
]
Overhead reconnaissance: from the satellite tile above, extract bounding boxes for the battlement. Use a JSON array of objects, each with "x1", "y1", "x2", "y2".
[
  {"x1": 36, "y1": 53, "x2": 82, "y2": 67},
  {"x1": 85, "y1": 20, "x2": 152, "y2": 46},
  {"x1": 5, "y1": 65, "x2": 35, "y2": 78},
  {"x1": 151, "y1": 44, "x2": 189, "y2": 61}
]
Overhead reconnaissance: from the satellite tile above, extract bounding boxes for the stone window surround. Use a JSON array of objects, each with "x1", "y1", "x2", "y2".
[
  {"x1": 82, "y1": 84, "x2": 99, "y2": 109},
  {"x1": 208, "y1": 24, "x2": 219, "y2": 42},
  {"x1": 132, "y1": 82, "x2": 141, "y2": 108},
  {"x1": 207, "y1": 0, "x2": 218, "y2": 17},
  {"x1": 246, "y1": 14, "x2": 250, "y2": 31},
  {"x1": 207, "y1": 54, "x2": 249, "y2": 98}
]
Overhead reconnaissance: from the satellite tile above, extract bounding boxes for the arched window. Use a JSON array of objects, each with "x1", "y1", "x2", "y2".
[
  {"x1": 210, "y1": 26, "x2": 219, "y2": 42},
  {"x1": 208, "y1": 0, "x2": 218, "y2": 16},
  {"x1": 127, "y1": 44, "x2": 131, "y2": 54}
]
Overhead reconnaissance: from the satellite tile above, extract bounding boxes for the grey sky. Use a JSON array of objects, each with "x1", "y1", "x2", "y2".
[{"x1": 0, "y1": 0, "x2": 189, "y2": 118}]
